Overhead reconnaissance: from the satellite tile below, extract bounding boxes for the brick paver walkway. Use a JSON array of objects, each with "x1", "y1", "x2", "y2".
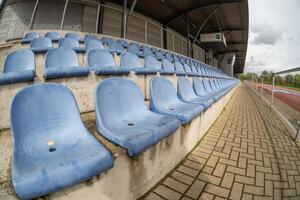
[{"x1": 142, "y1": 84, "x2": 300, "y2": 200}]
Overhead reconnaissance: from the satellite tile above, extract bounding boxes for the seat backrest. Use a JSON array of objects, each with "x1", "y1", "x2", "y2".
[
  {"x1": 177, "y1": 77, "x2": 198, "y2": 100},
  {"x1": 45, "y1": 48, "x2": 78, "y2": 69},
  {"x1": 144, "y1": 56, "x2": 161, "y2": 70},
  {"x1": 191, "y1": 65, "x2": 198, "y2": 74},
  {"x1": 87, "y1": 49, "x2": 115, "y2": 68},
  {"x1": 143, "y1": 47, "x2": 154, "y2": 57},
  {"x1": 3, "y1": 49, "x2": 35, "y2": 73},
  {"x1": 155, "y1": 51, "x2": 164, "y2": 60},
  {"x1": 162, "y1": 59, "x2": 174, "y2": 71},
  {"x1": 183, "y1": 64, "x2": 192, "y2": 73},
  {"x1": 193, "y1": 78, "x2": 208, "y2": 96},
  {"x1": 128, "y1": 45, "x2": 141, "y2": 55},
  {"x1": 129, "y1": 42, "x2": 140, "y2": 49},
  {"x1": 11, "y1": 83, "x2": 84, "y2": 149},
  {"x1": 116, "y1": 39, "x2": 128, "y2": 48},
  {"x1": 58, "y1": 38, "x2": 79, "y2": 48},
  {"x1": 23, "y1": 32, "x2": 39, "y2": 40},
  {"x1": 120, "y1": 52, "x2": 142, "y2": 68},
  {"x1": 85, "y1": 39, "x2": 104, "y2": 50},
  {"x1": 100, "y1": 37, "x2": 114, "y2": 45},
  {"x1": 202, "y1": 79, "x2": 214, "y2": 93},
  {"x1": 58, "y1": 38, "x2": 80, "y2": 48},
  {"x1": 108, "y1": 41, "x2": 124, "y2": 52},
  {"x1": 65, "y1": 32, "x2": 81, "y2": 41},
  {"x1": 30, "y1": 37, "x2": 52, "y2": 48},
  {"x1": 45, "y1": 32, "x2": 60, "y2": 41},
  {"x1": 173, "y1": 55, "x2": 180, "y2": 62},
  {"x1": 165, "y1": 53, "x2": 173, "y2": 62},
  {"x1": 95, "y1": 78, "x2": 148, "y2": 127},
  {"x1": 85, "y1": 34, "x2": 98, "y2": 42},
  {"x1": 150, "y1": 77, "x2": 181, "y2": 109},
  {"x1": 174, "y1": 62, "x2": 185, "y2": 73}
]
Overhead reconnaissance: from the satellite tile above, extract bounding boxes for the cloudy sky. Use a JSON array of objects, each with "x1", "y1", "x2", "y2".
[{"x1": 244, "y1": 0, "x2": 300, "y2": 74}]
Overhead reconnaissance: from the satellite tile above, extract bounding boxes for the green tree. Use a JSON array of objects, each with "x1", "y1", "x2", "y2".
[
  {"x1": 274, "y1": 75, "x2": 283, "y2": 84},
  {"x1": 285, "y1": 74, "x2": 294, "y2": 84},
  {"x1": 294, "y1": 74, "x2": 300, "y2": 87}
]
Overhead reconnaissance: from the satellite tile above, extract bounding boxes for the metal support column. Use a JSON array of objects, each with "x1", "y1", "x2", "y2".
[
  {"x1": 270, "y1": 76, "x2": 275, "y2": 108},
  {"x1": 144, "y1": 21, "x2": 147, "y2": 44},
  {"x1": 186, "y1": 14, "x2": 190, "y2": 57},
  {"x1": 97, "y1": 0, "x2": 105, "y2": 34},
  {"x1": 121, "y1": 0, "x2": 127, "y2": 38},
  {"x1": 172, "y1": 34, "x2": 175, "y2": 52},
  {"x1": 163, "y1": 25, "x2": 167, "y2": 49},
  {"x1": 260, "y1": 78, "x2": 264, "y2": 95}
]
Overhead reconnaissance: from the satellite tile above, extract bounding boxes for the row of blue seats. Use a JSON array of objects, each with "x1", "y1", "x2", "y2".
[
  {"x1": 21, "y1": 31, "x2": 230, "y2": 78},
  {"x1": 11, "y1": 76, "x2": 238, "y2": 199},
  {"x1": 0, "y1": 48, "x2": 232, "y2": 85}
]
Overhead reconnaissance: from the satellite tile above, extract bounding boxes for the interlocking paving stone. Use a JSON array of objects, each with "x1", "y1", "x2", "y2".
[{"x1": 142, "y1": 84, "x2": 300, "y2": 199}]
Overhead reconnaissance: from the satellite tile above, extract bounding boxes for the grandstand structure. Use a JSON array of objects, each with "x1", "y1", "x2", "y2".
[{"x1": 0, "y1": 0, "x2": 249, "y2": 199}]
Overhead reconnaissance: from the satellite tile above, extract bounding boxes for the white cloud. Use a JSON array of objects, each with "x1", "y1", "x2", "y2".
[
  {"x1": 244, "y1": 0, "x2": 300, "y2": 74},
  {"x1": 251, "y1": 24, "x2": 282, "y2": 45}
]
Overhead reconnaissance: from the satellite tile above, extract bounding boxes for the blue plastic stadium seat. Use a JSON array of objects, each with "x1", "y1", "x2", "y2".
[
  {"x1": 128, "y1": 45, "x2": 144, "y2": 58},
  {"x1": 58, "y1": 38, "x2": 85, "y2": 53},
  {"x1": 65, "y1": 32, "x2": 84, "y2": 42},
  {"x1": 165, "y1": 53, "x2": 174, "y2": 62},
  {"x1": 202, "y1": 79, "x2": 222, "y2": 101},
  {"x1": 100, "y1": 37, "x2": 114, "y2": 46},
  {"x1": 30, "y1": 37, "x2": 53, "y2": 53},
  {"x1": 142, "y1": 45, "x2": 155, "y2": 57},
  {"x1": 95, "y1": 78, "x2": 180, "y2": 156},
  {"x1": 0, "y1": 49, "x2": 35, "y2": 85},
  {"x1": 193, "y1": 78, "x2": 216, "y2": 101},
  {"x1": 87, "y1": 49, "x2": 130, "y2": 75},
  {"x1": 45, "y1": 32, "x2": 61, "y2": 42},
  {"x1": 107, "y1": 41, "x2": 125, "y2": 54},
  {"x1": 11, "y1": 83, "x2": 114, "y2": 199},
  {"x1": 85, "y1": 34, "x2": 98, "y2": 42},
  {"x1": 191, "y1": 65, "x2": 200, "y2": 76},
  {"x1": 150, "y1": 77, "x2": 204, "y2": 124},
  {"x1": 21, "y1": 32, "x2": 39, "y2": 44},
  {"x1": 120, "y1": 52, "x2": 158, "y2": 74},
  {"x1": 177, "y1": 77, "x2": 214, "y2": 110},
  {"x1": 116, "y1": 39, "x2": 128, "y2": 48},
  {"x1": 144, "y1": 56, "x2": 162, "y2": 73},
  {"x1": 183, "y1": 64, "x2": 194, "y2": 76},
  {"x1": 45, "y1": 48, "x2": 89, "y2": 79},
  {"x1": 129, "y1": 42, "x2": 140, "y2": 49},
  {"x1": 174, "y1": 62, "x2": 187, "y2": 76},
  {"x1": 160, "y1": 59, "x2": 176, "y2": 75},
  {"x1": 85, "y1": 39, "x2": 104, "y2": 51},
  {"x1": 155, "y1": 51, "x2": 164, "y2": 61}
]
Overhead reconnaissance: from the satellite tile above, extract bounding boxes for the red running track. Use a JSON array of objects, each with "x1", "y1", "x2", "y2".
[{"x1": 250, "y1": 83, "x2": 300, "y2": 112}]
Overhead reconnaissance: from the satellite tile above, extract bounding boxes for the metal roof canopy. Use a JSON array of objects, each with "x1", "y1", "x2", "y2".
[{"x1": 108, "y1": 0, "x2": 249, "y2": 74}]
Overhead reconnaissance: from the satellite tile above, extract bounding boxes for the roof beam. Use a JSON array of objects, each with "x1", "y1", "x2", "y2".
[
  {"x1": 192, "y1": 4, "x2": 221, "y2": 44},
  {"x1": 164, "y1": 0, "x2": 243, "y2": 25}
]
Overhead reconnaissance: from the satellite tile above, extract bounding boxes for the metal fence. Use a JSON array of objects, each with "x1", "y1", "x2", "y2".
[{"x1": 246, "y1": 67, "x2": 300, "y2": 140}]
